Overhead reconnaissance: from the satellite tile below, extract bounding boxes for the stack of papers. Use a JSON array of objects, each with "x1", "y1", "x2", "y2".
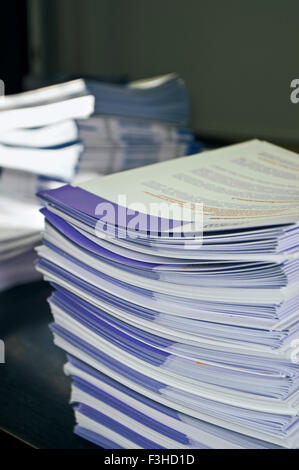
[
  {"x1": 0, "y1": 80, "x2": 94, "y2": 291},
  {"x1": 76, "y1": 74, "x2": 200, "y2": 175},
  {"x1": 0, "y1": 80, "x2": 94, "y2": 180},
  {"x1": 36, "y1": 140, "x2": 299, "y2": 449},
  {"x1": 87, "y1": 73, "x2": 189, "y2": 124},
  {"x1": 77, "y1": 115, "x2": 202, "y2": 174},
  {"x1": 0, "y1": 198, "x2": 43, "y2": 291}
]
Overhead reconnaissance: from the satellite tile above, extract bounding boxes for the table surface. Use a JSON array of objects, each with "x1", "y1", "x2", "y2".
[{"x1": 0, "y1": 281, "x2": 98, "y2": 449}]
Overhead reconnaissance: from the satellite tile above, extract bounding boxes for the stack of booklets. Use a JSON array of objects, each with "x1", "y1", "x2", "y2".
[
  {"x1": 0, "y1": 80, "x2": 94, "y2": 291},
  {"x1": 0, "y1": 79, "x2": 94, "y2": 180},
  {"x1": 15, "y1": 73, "x2": 197, "y2": 176},
  {"x1": 0, "y1": 203, "x2": 42, "y2": 292},
  {"x1": 77, "y1": 115, "x2": 201, "y2": 175},
  {"x1": 76, "y1": 73, "x2": 201, "y2": 175},
  {"x1": 36, "y1": 140, "x2": 299, "y2": 449},
  {"x1": 87, "y1": 73, "x2": 188, "y2": 124}
]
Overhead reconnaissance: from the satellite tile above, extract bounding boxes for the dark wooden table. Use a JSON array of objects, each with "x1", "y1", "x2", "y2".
[{"x1": 0, "y1": 281, "x2": 98, "y2": 449}]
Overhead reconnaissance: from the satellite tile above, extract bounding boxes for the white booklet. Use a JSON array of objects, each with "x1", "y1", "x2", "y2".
[
  {"x1": 0, "y1": 95, "x2": 94, "y2": 132},
  {"x1": 0, "y1": 142, "x2": 83, "y2": 181},
  {"x1": 0, "y1": 79, "x2": 87, "y2": 110},
  {"x1": 0, "y1": 120, "x2": 78, "y2": 148}
]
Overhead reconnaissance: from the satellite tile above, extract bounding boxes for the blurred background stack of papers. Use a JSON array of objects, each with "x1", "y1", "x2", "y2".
[
  {"x1": 36, "y1": 140, "x2": 299, "y2": 448},
  {"x1": 77, "y1": 73, "x2": 202, "y2": 175},
  {"x1": 0, "y1": 74, "x2": 202, "y2": 291},
  {"x1": 77, "y1": 115, "x2": 201, "y2": 175},
  {"x1": 0, "y1": 79, "x2": 94, "y2": 291}
]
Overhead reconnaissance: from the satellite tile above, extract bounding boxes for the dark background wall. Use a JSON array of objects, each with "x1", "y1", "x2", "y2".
[
  {"x1": 2, "y1": 0, "x2": 299, "y2": 147},
  {"x1": 0, "y1": 1, "x2": 28, "y2": 94}
]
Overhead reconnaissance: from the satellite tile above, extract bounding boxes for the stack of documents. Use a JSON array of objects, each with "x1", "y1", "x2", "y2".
[
  {"x1": 36, "y1": 140, "x2": 299, "y2": 448},
  {"x1": 86, "y1": 73, "x2": 189, "y2": 124},
  {"x1": 76, "y1": 73, "x2": 200, "y2": 175},
  {"x1": 77, "y1": 115, "x2": 202, "y2": 174},
  {"x1": 0, "y1": 197, "x2": 44, "y2": 291},
  {"x1": 0, "y1": 80, "x2": 94, "y2": 180},
  {"x1": 0, "y1": 80, "x2": 94, "y2": 291}
]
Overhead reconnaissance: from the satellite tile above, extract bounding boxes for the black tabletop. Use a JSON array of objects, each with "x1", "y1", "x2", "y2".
[{"x1": 0, "y1": 281, "x2": 98, "y2": 449}]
